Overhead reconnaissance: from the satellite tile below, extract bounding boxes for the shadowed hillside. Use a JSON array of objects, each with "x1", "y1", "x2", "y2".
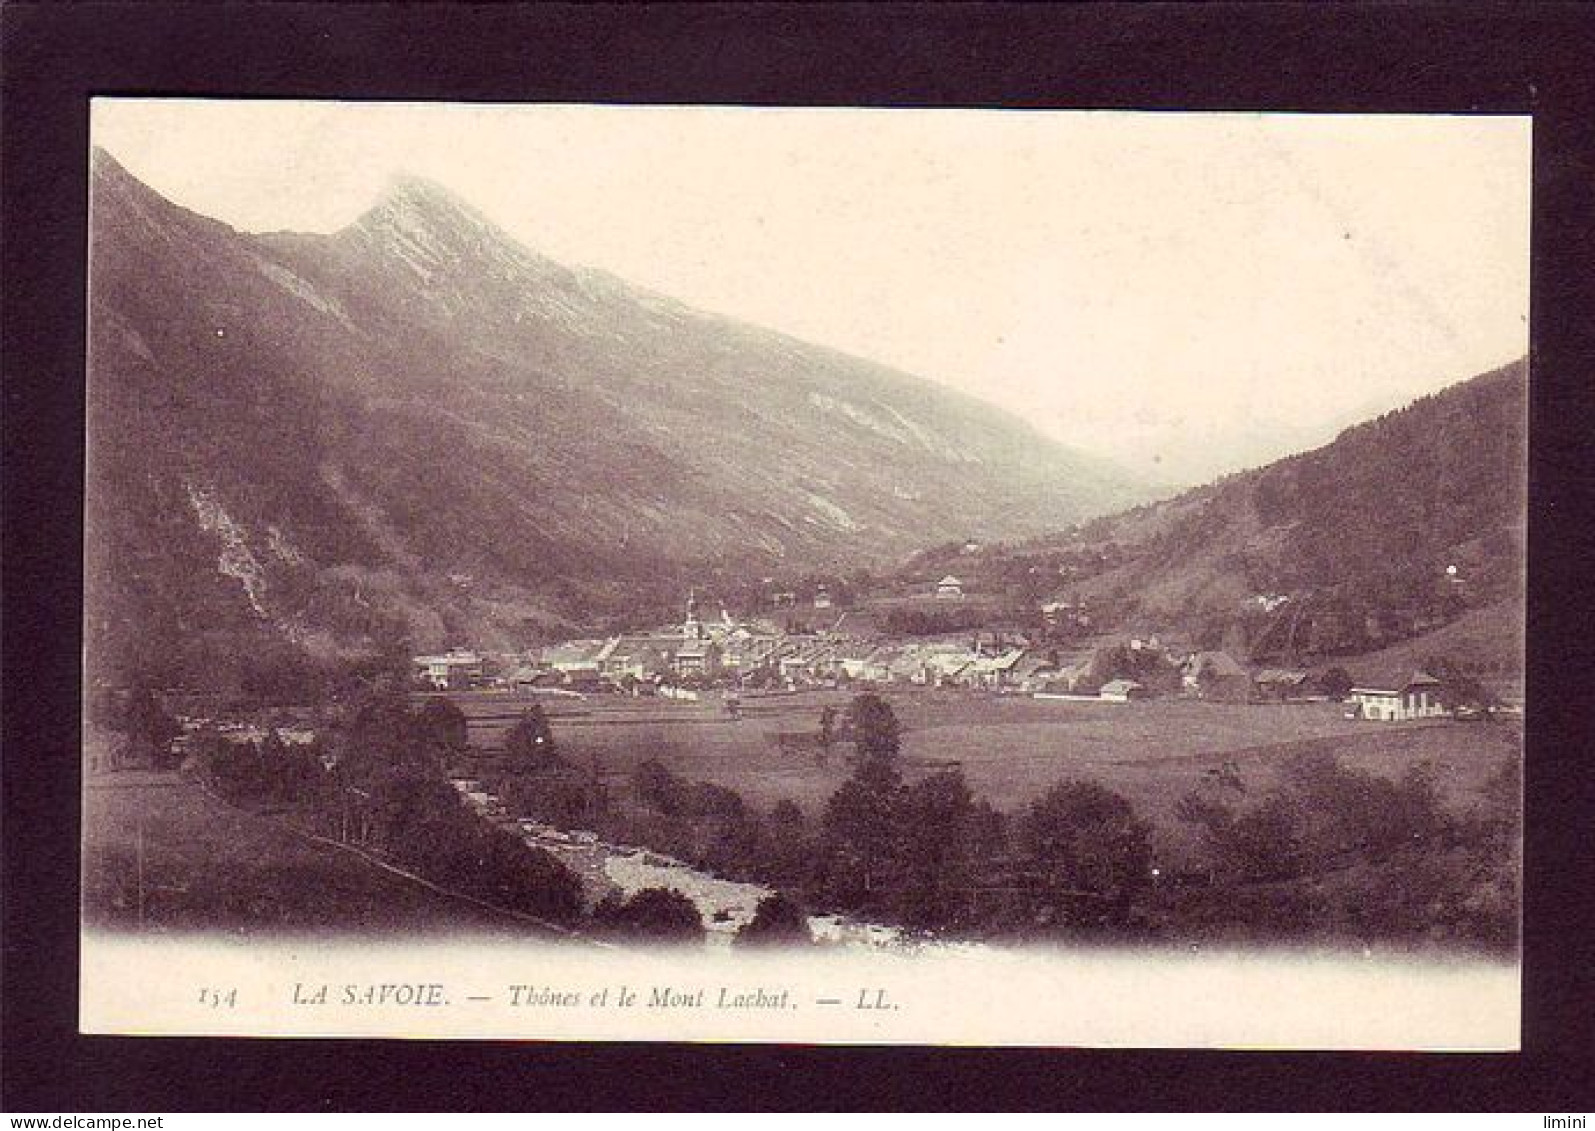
[{"x1": 906, "y1": 361, "x2": 1527, "y2": 665}]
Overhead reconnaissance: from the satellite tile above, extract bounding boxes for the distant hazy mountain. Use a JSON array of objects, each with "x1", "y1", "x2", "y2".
[{"x1": 86, "y1": 150, "x2": 1148, "y2": 686}]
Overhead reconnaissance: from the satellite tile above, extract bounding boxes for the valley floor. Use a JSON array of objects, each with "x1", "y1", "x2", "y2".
[{"x1": 460, "y1": 689, "x2": 1520, "y2": 869}]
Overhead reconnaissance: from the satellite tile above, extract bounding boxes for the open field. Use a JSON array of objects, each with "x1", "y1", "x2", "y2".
[
  {"x1": 83, "y1": 769, "x2": 533, "y2": 937},
  {"x1": 453, "y1": 689, "x2": 1521, "y2": 865}
]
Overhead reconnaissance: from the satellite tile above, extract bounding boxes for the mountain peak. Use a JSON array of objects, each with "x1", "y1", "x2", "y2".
[
  {"x1": 361, "y1": 171, "x2": 490, "y2": 232},
  {"x1": 344, "y1": 171, "x2": 520, "y2": 276},
  {"x1": 376, "y1": 170, "x2": 461, "y2": 207}
]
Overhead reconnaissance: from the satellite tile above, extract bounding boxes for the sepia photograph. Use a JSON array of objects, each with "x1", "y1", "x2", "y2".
[{"x1": 78, "y1": 100, "x2": 1528, "y2": 1048}]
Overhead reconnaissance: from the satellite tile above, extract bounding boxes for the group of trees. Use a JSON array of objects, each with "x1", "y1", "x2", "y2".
[
  {"x1": 190, "y1": 729, "x2": 328, "y2": 806},
  {"x1": 190, "y1": 690, "x2": 585, "y2": 927},
  {"x1": 87, "y1": 683, "x2": 184, "y2": 769},
  {"x1": 485, "y1": 707, "x2": 822, "y2": 945},
  {"x1": 883, "y1": 605, "x2": 987, "y2": 637},
  {"x1": 813, "y1": 695, "x2": 1156, "y2": 935},
  {"x1": 1169, "y1": 750, "x2": 1520, "y2": 949}
]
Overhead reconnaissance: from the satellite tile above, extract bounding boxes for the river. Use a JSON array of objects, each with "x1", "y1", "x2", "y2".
[{"x1": 451, "y1": 778, "x2": 979, "y2": 953}]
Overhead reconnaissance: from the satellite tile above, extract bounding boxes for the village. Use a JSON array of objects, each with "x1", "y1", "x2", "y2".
[{"x1": 412, "y1": 576, "x2": 1492, "y2": 725}]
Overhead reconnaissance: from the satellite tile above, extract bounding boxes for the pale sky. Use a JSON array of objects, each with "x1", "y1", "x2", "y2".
[{"x1": 93, "y1": 100, "x2": 1531, "y2": 487}]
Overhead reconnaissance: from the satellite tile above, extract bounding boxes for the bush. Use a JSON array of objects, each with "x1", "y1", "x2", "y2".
[
  {"x1": 633, "y1": 759, "x2": 693, "y2": 817},
  {"x1": 592, "y1": 887, "x2": 704, "y2": 941},
  {"x1": 736, "y1": 892, "x2": 812, "y2": 946}
]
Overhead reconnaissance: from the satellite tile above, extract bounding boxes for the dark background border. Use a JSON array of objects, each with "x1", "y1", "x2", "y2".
[{"x1": 4, "y1": 0, "x2": 1593, "y2": 1113}]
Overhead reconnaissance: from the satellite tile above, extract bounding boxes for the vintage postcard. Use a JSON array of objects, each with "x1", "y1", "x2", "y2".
[{"x1": 81, "y1": 100, "x2": 1527, "y2": 1047}]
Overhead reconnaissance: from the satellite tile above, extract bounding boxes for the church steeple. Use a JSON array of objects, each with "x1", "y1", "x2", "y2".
[{"x1": 684, "y1": 588, "x2": 702, "y2": 640}]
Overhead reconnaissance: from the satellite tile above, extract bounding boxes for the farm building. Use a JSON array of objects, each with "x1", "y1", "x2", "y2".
[
  {"x1": 540, "y1": 639, "x2": 608, "y2": 674},
  {"x1": 1010, "y1": 652, "x2": 1058, "y2": 692},
  {"x1": 837, "y1": 645, "x2": 896, "y2": 684},
  {"x1": 672, "y1": 639, "x2": 722, "y2": 678},
  {"x1": 779, "y1": 642, "x2": 839, "y2": 684},
  {"x1": 597, "y1": 636, "x2": 673, "y2": 681},
  {"x1": 1182, "y1": 651, "x2": 1251, "y2": 702},
  {"x1": 936, "y1": 575, "x2": 964, "y2": 600},
  {"x1": 968, "y1": 648, "x2": 1028, "y2": 689},
  {"x1": 1099, "y1": 678, "x2": 1149, "y2": 702},
  {"x1": 922, "y1": 650, "x2": 974, "y2": 687},
  {"x1": 561, "y1": 668, "x2": 618, "y2": 696},
  {"x1": 506, "y1": 664, "x2": 556, "y2": 690},
  {"x1": 1035, "y1": 657, "x2": 1096, "y2": 695},
  {"x1": 886, "y1": 646, "x2": 932, "y2": 685},
  {"x1": 413, "y1": 649, "x2": 485, "y2": 690},
  {"x1": 1253, "y1": 668, "x2": 1313, "y2": 702},
  {"x1": 1347, "y1": 671, "x2": 1446, "y2": 722},
  {"x1": 1040, "y1": 599, "x2": 1092, "y2": 631},
  {"x1": 721, "y1": 636, "x2": 784, "y2": 674}
]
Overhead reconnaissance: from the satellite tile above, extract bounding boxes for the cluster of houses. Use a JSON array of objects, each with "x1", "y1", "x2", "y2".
[{"x1": 413, "y1": 591, "x2": 1481, "y2": 723}]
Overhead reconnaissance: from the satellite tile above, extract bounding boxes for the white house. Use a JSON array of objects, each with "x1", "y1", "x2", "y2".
[{"x1": 1347, "y1": 672, "x2": 1446, "y2": 721}]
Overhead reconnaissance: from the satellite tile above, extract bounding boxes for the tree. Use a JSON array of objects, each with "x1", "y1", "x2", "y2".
[
  {"x1": 1217, "y1": 796, "x2": 1306, "y2": 882},
  {"x1": 633, "y1": 759, "x2": 692, "y2": 816},
  {"x1": 845, "y1": 692, "x2": 901, "y2": 776},
  {"x1": 820, "y1": 767, "x2": 900, "y2": 911},
  {"x1": 1280, "y1": 752, "x2": 1445, "y2": 868},
  {"x1": 818, "y1": 706, "x2": 838, "y2": 750},
  {"x1": 893, "y1": 769, "x2": 978, "y2": 930},
  {"x1": 761, "y1": 799, "x2": 815, "y2": 886},
  {"x1": 417, "y1": 697, "x2": 469, "y2": 754},
  {"x1": 1317, "y1": 666, "x2": 1353, "y2": 700},
  {"x1": 238, "y1": 645, "x2": 325, "y2": 708},
  {"x1": 1017, "y1": 780, "x2": 1153, "y2": 928},
  {"x1": 123, "y1": 685, "x2": 182, "y2": 765},
  {"x1": 504, "y1": 705, "x2": 558, "y2": 767},
  {"x1": 816, "y1": 695, "x2": 908, "y2": 909},
  {"x1": 456, "y1": 824, "x2": 584, "y2": 923},
  {"x1": 592, "y1": 887, "x2": 704, "y2": 941},
  {"x1": 1422, "y1": 657, "x2": 1498, "y2": 714},
  {"x1": 736, "y1": 892, "x2": 813, "y2": 946},
  {"x1": 337, "y1": 689, "x2": 431, "y2": 782}
]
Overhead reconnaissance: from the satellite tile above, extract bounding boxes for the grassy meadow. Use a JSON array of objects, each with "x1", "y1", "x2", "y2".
[{"x1": 455, "y1": 689, "x2": 1520, "y2": 867}]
